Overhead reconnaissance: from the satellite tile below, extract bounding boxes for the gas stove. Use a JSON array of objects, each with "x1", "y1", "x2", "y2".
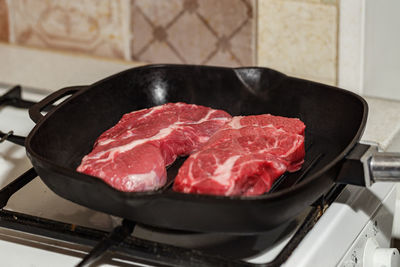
[{"x1": 0, "y1": 84, "x2": 398, "y2": 267}]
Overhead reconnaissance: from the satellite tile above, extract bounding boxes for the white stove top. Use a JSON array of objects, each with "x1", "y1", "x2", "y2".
[{"x1": 0, "y1": 85, "x2": 398, "y2": 267}]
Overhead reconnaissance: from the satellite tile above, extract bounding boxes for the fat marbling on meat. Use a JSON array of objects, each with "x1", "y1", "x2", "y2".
[
  {"x1": 77, "y1": 103, "x2": 232, "y2": 192},
  {"x1": 173, "y1": 114, "x2": 305, "y2": 196}
]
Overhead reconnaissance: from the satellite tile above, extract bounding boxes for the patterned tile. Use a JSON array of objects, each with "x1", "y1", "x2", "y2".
[
  {"x1": 131, "y1": 0, "x2": 256, "y2": 67},
  {"x1": 0, "y1": 0, "x2": 8, "y2": 41},
  {"x1": 257, "y1": 0, "x2": 338, "y2": 85},
  {"x1": 7, "y1": 0, "x2": 130, "y2": 59}
]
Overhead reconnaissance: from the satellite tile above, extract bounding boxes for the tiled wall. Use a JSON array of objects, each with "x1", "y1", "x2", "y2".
[
  {"x1": 130, "y1": 0, "x2": 256, "y2": 66},
  {"x1": 6, "y1": 0, "x2": 131, "y2": 59},
  {"x1": 0, "y1": 0, "x2": 8, "y2": 41},
  {"x1": 0, "y1": 0, "x2": 339, "y2": 85},
  {"x1": 258, "y1": 0, "x2": 338, "y2": 85}
]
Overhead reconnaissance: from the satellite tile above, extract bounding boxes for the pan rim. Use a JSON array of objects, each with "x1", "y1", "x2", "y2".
[{"x1": 25, "y1": 63, "x2": 368, "y2": 202}]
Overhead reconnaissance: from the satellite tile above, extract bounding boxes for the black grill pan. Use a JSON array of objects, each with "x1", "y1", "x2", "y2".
[{"x1": 25, "y1": 65, "x2": 367, "y2": 233}]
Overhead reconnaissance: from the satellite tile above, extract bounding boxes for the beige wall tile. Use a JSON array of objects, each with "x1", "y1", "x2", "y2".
[
  {"x1": 167, "y1": 11, "x2": 218, "y2": 63},
  {"x1": 283, "y1": 0, "x2": 337, "y2": 5},
  {"x1": 321, "y1": 0, "x2": 337, "y2": 5},
  {"x1": 0, "y1": 0, "x2": 8, "y2": 42},
  {"x1": 257, "y1": 0, "x2": 337, "y2": 85},
  {"x1": 131, "y1": 0, "x2": 256, "y2": 67},
  {"x1": 7, "y1": 0, "x2": 131, "y2": 59}
]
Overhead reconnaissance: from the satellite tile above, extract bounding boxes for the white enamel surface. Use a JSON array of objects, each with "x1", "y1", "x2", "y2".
[
  {"x1": 282, "y1": 183, "x2": 396, "y2": 267},
  {"x1": 0, "y1": 228, "x2": 150, "y2": 267}
]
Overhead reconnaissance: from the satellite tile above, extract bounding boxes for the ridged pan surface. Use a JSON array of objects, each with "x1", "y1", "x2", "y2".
[{"x1": 26, "y1": 65, "x2": 367, "y2": 233}]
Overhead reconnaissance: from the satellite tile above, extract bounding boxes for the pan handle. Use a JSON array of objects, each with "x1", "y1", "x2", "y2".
[
  {"x1": 29, "y1": 86, "x2": 87, "y2": 124},
  {"x1": 337, "y1": 143, "x2": 400, "y2": 187},
  {"x1": 370, "y1": 153, "x2": 400, "y2": 182}
]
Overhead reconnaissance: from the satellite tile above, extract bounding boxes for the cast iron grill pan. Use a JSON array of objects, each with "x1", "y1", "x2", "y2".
[{"x1": 25, "y1": 65, "x2": 367, "y2": 233}]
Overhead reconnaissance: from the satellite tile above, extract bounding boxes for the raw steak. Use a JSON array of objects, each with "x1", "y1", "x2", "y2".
[
  {"x1": 173, "y1": 114, "x2": 305, "y2": 196},
  {"x1": 77, "y1": 103, "x2": 232, "y2": 192}
]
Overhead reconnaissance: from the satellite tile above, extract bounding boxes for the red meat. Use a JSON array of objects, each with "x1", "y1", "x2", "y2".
[
  {"x1": 77, "y1": 103, "x2": 232, "y2": 192},
  {"x1": 173, "y1": 114, "x2": 305, "y2": 196}
]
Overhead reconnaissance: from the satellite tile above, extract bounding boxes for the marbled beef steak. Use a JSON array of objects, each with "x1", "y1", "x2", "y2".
[
  {"x1": 77, "y1": 103, "x2": 232, "y2": 192},
  {"x1": 173, "y1": 114, "x2": 305, "y2": 196}
]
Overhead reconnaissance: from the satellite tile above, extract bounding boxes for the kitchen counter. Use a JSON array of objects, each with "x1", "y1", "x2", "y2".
[{"x1": 362, "y1": 97, "x2": 400, "y2": 150}]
